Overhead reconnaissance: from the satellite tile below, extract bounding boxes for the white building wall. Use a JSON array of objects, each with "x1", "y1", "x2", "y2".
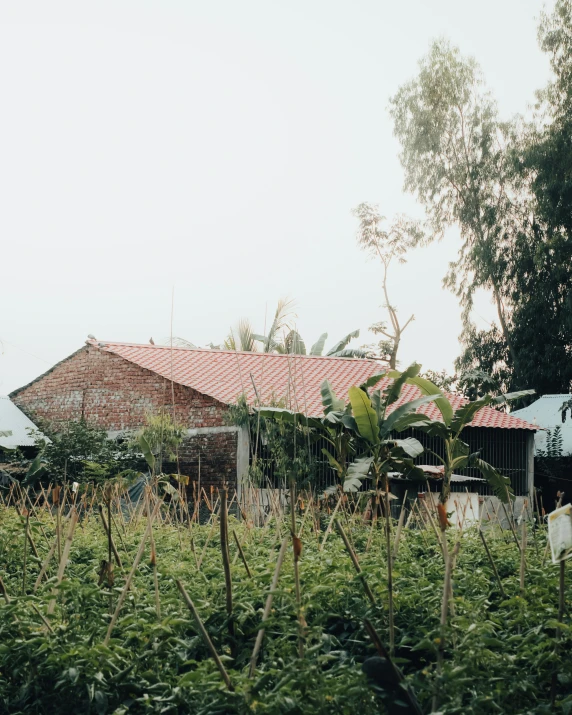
[{"x1": 512, "y1": 394, "x2": 572, "y2": 455}]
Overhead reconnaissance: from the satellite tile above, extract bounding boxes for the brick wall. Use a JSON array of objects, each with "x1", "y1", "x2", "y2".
[
  {"x1": 176, "y1": 430, "x2": 238, "y2": 492},
  {"x1": 11, "y1": 345, "x2": 238, "y2": 489}
]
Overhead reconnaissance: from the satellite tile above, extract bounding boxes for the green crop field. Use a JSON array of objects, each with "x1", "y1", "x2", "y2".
[{"x1": 0, "y1": 493, "x2": 570, "y2": 715}]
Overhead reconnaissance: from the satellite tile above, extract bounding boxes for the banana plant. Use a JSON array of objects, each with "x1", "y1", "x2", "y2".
[
  {"x1": 257, "y1": 364, "x2": 440, "y2": 494},
  {"x1": 345, "y1": 363, "x2": 442, "y2": 493},
  {"x1": 391, "y1": 371, "x2": 535, "y2": 504}
]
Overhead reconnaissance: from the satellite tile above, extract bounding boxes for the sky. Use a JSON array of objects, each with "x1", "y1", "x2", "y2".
[{"x1": 0, "y1": 0, "x2": 553, "y2": 394}]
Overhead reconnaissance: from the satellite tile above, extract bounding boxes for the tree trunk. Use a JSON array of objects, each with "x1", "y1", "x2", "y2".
[{"x1": 491, "y1": 280, "x2": 518, "y2": 372}]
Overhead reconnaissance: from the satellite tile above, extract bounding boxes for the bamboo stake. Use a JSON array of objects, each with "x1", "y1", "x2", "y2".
[
  {"x1": 290, "y1": 479, "x2": 304, "y2": 659},
  {"x1": 365, "y1": 496, "x2": 378, "y2": 552},
  {"x1": 552, "y1": 560, "x2": 566, "y2": 706},
  {"x1": 320, "y1": 492, "x2": 344, "y2": 551},
  {"x1": 434, "y1": 541, "x2": 460, "y2": 712},
  {"x1": 98, "y1": 505, "x2": 123, "y2": 568},
  {"x1": 14, "y1": 503, "x2": 41, "y2": 561},
  {"x1": 420, "y1": 498, "x2": 445, "y2": 558},
  {"x1": 249, "y1": 537, "x2": 289, "y2": 677},
  {"x1": 104, "y1": 499, "x2": 161, "y2": 645},
  {"x1": 220, "y1": 489, "x2": 235, "y2": 650},
  {"x1": 22, "y1": 509, "x2": 30, "y2": 595},
  {"x1": 47, "y1": 509, "x2": 79, "y2": 616},
  {"x1": 384, "y1": 482, "x2": 395, "y2": 656},
  {"x1": 392, "y1": 498, "x2": 407, "y2": 559},
  {"x1": 176, "y1": 579, "x2": 234, "y2": 691},
  {"x1": 501, "y1": 499, "x2": 521, "y2": 553},
  {"x1": 197, "y1": 513, "x2": 218, "y2": 570},
  {"x1": 335, "y1": 519, "x2": 376, "y2": 605},
  {"x1": 31, "y1": 602, "x2": 54, "y2": 633},
  {"x1": 232, "y1": 529, "x2": 252, "y2": 578},
  {"x1": 519, "y1": 517, "x2": 527, "y2": 596},
  {"x1": 478, "y1": 529, "x2": 506, "y2": 598},
  {"x1": 0, "y1": 574, "x2": 10, "y2": 603},
  {"x1": 33, "y1": 539, "x2": 57, "y2": 592}
]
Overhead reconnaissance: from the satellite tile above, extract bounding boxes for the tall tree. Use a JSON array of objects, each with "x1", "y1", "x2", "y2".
[
  {"x1": 390, "y1": 40, "x2": 522, "y2": 369},
  {"x1": 353, "y1": 203, "x2": 421, "y2": 368},
  {"x1": 457, "y1": 2, "x2": 572, "y2": 395}
]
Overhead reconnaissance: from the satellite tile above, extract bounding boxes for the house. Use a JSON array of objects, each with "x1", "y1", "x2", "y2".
[
  {"x1": 0, "y1": 395, "x2": 47, "y2": 454},
  {"x1": 512, "y1": 394, "x2": 571, "y2": 455},
  {"x1": 10, "y1": 339, "x2": 537, "y2": 498}
]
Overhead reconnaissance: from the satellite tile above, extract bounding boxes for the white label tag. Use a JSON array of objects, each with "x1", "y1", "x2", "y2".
[{"x1": 548, "y1": 503, "x2": 572, "y2": 564}]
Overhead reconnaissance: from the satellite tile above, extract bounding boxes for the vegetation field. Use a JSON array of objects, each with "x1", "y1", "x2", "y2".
[{"x1": 0, "y1": 496, "x2": 570, "y2": 715}]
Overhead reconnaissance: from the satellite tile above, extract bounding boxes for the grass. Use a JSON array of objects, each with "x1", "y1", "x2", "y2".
[{"x1": 0, "y1": 497, "x2": 570, "y2": 714}]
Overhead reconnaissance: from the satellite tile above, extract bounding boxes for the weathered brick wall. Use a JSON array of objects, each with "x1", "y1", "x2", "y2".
[
  {"x1": 11, "y1": 345, "x2": 238, "y2": 488},
  {"x1": 176, "y1": 430, "x2": 238, "y2": 491}
]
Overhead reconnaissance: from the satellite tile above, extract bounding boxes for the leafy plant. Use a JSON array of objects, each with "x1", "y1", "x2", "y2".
[
  {"x1": 537, "y1": 426, "x2": 564, "y2": 459},
  {"x1": 394, "y1": 372, "x2": 535, "y2": 504},
  {"x1": 135, "y1": 412, "x2": 186, "y2": 476},
  {"x1": 29, "y1": 419, "x2": 140, "y2": 486}
]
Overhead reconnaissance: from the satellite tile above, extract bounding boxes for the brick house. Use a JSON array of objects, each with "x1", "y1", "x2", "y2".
[{"x1": 10, "y1": 339, "x2": 537, "y2": 495}]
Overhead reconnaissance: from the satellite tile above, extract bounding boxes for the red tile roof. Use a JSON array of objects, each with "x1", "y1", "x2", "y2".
[{"x1": 88, "y1": 340, "x2": 537, "y2": 430}]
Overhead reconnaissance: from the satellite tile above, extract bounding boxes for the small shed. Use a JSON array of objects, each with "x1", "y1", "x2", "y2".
[{"x1": 0, "y1": 395, "x2": 46, "y2": 452}]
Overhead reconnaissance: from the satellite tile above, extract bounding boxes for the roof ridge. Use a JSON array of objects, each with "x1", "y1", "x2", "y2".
[{"x1": 87, "y1": 339, "x2": 386, "y2": 363}]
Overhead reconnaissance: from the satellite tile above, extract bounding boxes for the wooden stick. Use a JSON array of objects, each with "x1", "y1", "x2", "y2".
[
  {"x1": 335, "y1": 519, "x2": 376, "y2": 605},
  {"x1": 232, "y1": 529, "x2": 252, "y2": 578},
  {"x1": 22, "y1": 509, "x2": 30, "y2": 595},
  {"x1": 176, "y1": 579, "x2": 234, "y2": 691},
  {"x1": 384, "y1": 483, "x2": 395, "y2": 655},
  {"x1": 47, "y1": 509, "x2": 79, "y2": 616},
  {"x1": 14, "y1": 503, "x2": 41, "y2": 561},
  {"x1": 405, "y1": 498, "x2": 417, "y2": 529},
  {"x1": 320, "y1": 492, "x2": 343, "y2": 551},
  {"x1": 392, "y1": 498, "x2": 407, "y2": 559},
  {"x1": 99, "y1": 505, "x2": 123, "y2": 568},
  {"x1": 150, "y1": 519, "x2": 161, "y2": 620},
  {"x1": 478, "y1": 529, "x2": 506, "y2": 598},
  {"x1": 519, "y1": 517, "x2": 527, "y2": 596},
  {"x1": 420, "y1": 498, "x2": 445, "y2": 558},
  {"x1": 31, "y1": 602, "x2": 54, "y2": 633},
  {"x1": 249, "y1": 537, "x2": 289, "y2": 677},
  {"x1": 33, "y1": 539, "x2": 57, "y2": 592},
  {"x1": 104, "y1": 498, "x2": 161, "y2": 645},
  {"x1": 434, "y1": 541, "x2": 460, "y2": 711},
  {"x1": 220, "y1": 489, "x2": 235, "y2": 649},
  {"x1": 501, "y1": 500, "x2": 521, "y2": 553},
  {"x1": 0, "y1": 574, "x2": 10, "y2": 603},
  {"x1": 290, "y1": 479, "x2": 304, "y2": 659},
  {"x1": 197, "y1": 513, "x2": 218, "y2": 570}
]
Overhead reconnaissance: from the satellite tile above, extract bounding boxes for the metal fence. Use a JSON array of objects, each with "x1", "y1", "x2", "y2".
[{"x1": 252, "y1": 426, "x2": 531, "y2": 496}]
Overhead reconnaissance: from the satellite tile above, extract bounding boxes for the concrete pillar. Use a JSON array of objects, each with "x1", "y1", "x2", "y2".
[
  {"x1": 236, "y1": 425, "x2": 250, "y2": 498},
  {"x1": 527, "y1": 431, "x2": 535, "y2": 499}
]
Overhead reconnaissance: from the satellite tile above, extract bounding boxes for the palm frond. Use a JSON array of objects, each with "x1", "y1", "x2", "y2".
[
  {"x1": 264, "y1": 297, "x2": 297, "y2": 352},
  {"x1": 284, "y1": 330, "x2": 306, "y2": 355},
  {"x1": 225, "y1": 319, "x2": 257, "y2": 352},
  {"x1": 310, "y1": 333, "x2": 328, "y2": 356},
  {"x1": 326, "y1": 330, "x2": 360, "y2": 356},
  {"x1": 237, "y1": 318, "x2": 257, "y2": 352},
  {"x1": 159, "y1": 336, "x2": 198, "y2": 348},
  {"x1": 224, "y1": 331, "x2": 237, "y2": 351}
]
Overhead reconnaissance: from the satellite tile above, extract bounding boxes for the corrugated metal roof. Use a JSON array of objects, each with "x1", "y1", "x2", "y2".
[
  {"x1": 84, "y1": 339, "x2": 537, "y2": 430},
  {"x1": 0, "y1": 396, "x2": 45, "y2": 448},
  {"x1": 512, "y1": 394, "x2": 572, "y2": 453}
]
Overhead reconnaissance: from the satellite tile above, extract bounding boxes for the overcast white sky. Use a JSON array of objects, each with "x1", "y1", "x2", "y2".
[{"x1": 0, "y1": 0, "x2": 553, "y2": 394}]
